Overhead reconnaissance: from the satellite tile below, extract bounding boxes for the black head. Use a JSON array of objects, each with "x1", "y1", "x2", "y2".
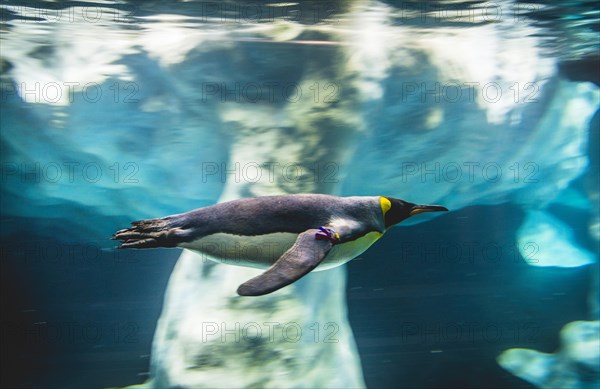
[{"x1": 382, "y1": 197, "x2": 448, "y2": 229}]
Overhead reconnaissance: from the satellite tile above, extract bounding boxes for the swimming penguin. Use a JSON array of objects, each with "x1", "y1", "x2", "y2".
[{"x1": 112, "y1": 194, "x2": 447, "y2": 296}]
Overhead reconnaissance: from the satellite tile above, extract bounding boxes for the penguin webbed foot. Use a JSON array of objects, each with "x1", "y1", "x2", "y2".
[{"x1": 112, "y1": 217, "x2": 186, "y2": 249}]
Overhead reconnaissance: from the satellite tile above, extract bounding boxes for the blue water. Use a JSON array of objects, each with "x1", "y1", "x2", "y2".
[
  {"x1": 1, "y1": 1, "x2": 598, "y2": 388},
  {"x1": 2, "y1": 205, "x2": 592, "y2": 388}
]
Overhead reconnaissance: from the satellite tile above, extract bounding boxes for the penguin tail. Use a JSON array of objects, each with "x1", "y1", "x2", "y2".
[{"x1": 112, "y1": 217, "x2": 188, "y2": 249}]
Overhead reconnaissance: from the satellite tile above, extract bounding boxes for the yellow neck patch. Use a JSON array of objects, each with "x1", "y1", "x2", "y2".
[{"x1": 379, "y1": 196, "x2": 391, "y2": 216}]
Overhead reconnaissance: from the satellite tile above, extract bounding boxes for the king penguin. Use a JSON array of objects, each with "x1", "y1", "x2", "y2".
[{"x1": 112, "y1": 194, "x2": 447, "y2": 296}]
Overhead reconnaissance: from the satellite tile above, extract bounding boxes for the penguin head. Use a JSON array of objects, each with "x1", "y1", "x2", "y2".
[{"x1": 381, "y1": 197, "x2": 448, "y2": 229}]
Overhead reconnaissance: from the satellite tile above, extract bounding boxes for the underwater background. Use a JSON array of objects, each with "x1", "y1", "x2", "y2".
[{"x1": 1, "y1": 1, "x2": 598, "y2": 388}]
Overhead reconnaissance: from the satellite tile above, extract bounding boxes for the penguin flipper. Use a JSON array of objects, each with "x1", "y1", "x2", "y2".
[{"x1": 237, "y1": 229, "x2": 334, "y2": 296}]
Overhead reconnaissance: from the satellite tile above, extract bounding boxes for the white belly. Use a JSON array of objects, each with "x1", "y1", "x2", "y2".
[
  {"x1": 181, "y1": 231, "x2": 383, "y2": 271},
  {"x1": 181, "y1": 232, "x2": 298, "y2": 269},
  {"x1": 318, "y1": 231, "x2": 383, "y2": 270}
]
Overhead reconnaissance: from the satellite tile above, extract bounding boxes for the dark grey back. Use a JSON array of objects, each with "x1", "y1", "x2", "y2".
[{"x1": 170, "y1": 194, "x2": 383, "y2": 241}]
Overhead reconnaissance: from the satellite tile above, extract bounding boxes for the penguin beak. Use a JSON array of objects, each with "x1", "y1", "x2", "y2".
[{"x1": 409, "y1": 204, "x2": 449, "y2": 217}]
